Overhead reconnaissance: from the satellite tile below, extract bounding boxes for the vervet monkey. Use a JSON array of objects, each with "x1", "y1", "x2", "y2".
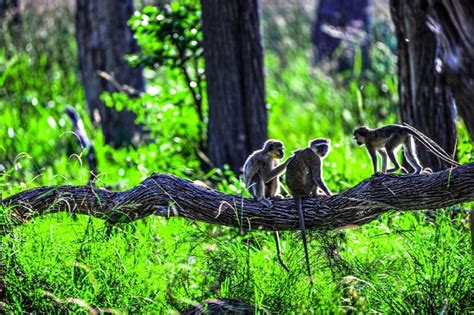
[
  {"x1": 353, "y1": 123, "x2": 460, "y2": 174},
  {"x1": 243, "y1": 140, "x2": 292, "y2": 208},
  {"x1": 286, "y1": 138, "x2": 332, "y2": 283},
  {"x1": 243, "y1": 139, "x2": 293, "y2": 272}
]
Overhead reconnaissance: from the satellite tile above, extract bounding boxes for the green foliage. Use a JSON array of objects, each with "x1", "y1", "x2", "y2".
[
  {"x1": 127, "y1": 1, "x2": 206, "y2": 143},
  {"x1": 128, "y1": 1, "x2": 202, "y2": 70},
  {"x1": 101, "y1": 91, "x2": 200, "y2": 160}
]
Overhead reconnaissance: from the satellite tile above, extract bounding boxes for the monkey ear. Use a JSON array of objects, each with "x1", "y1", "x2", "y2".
[
  {"x1": 355, "y1": 126, "x2": 368, "y2": 136},
  {"x1": 311, "y1": 138, "x2": 329, "y2": 146},
  {"x1": 262, "y1": 139, "x2": 272, "y2": 150}
]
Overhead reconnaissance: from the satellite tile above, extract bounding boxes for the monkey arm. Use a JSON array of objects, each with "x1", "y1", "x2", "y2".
[
  {"x1": 310, "y1": 161, "x2": 332, "y2": 196},
  {"x1": 263, "y1": 158, "x2": 292, "y2": 184},
  {"x1": 367, "y1": 146, "x2": 378, "y2": 174},
  {"x1": 244, "y1": 159, "x2": 264, "y2": 186},
  {"x1": 314, "y1": 176, "x2": 331, "y2": 196}
]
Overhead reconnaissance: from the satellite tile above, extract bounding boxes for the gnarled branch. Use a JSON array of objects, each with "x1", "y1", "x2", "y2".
[{"x1": 3, "y1": 163, "x2": 474, "y2": 231}]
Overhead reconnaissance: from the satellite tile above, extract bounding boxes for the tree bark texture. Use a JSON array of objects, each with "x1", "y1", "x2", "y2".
[
  {"x1": 4, "y1": 163, "x2": 474, "y2": 231},
  {"x1": 200, "y1": 0, "x2": 268, "y2": 173},
  {"x1": 311, "y1": 0, "x2": 370, "y2": 70},
  {"x1": 75, "y1": 0, "x2": 145, "y2": 148},
  {"x1": 390, "y1": 0, "x2": 457, "y2": 172},
  {"x1": 427, "y1": 0, "x2": 474, "y2": 141}
]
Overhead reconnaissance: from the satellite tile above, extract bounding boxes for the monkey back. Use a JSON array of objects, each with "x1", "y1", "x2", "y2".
[{"x1": 286, "y1": 149, "x2": 319, "y2": 196}]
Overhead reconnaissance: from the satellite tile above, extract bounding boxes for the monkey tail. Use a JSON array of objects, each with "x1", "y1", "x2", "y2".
[
  {"x1": 402, "y1": 123, "x2": 460, "y2": 166},
  {"x1": 273, "y1": 231, "x2": 290, "y2": 272},
  {"x1": 295, "y1": 196, "x2": 313, "y2": 284}
]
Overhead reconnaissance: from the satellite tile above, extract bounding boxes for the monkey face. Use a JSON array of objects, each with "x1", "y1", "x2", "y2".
[
  {"x1": 309, "y1": 138, "x2": 330, "y2": 157},
  {"x1": 353, "y1": 127, "x2": 368, "y2": 146},
  {"x1": 316, "y1": 143, "x2": 330, "y2": 157},
  {"x1": 264, "y1": 139, "x2": 285, "y2": 159},
  {"x1": 271, "y1": 144, "x2": 285, "y2": 159},
  {"x1": 354, "y1": 134, "x2": 365, "y2": 146}
]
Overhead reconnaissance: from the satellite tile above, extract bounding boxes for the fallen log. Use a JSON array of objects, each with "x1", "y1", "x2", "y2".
[{"x1": 3, "y1": 163, "x2": 474, "y2": 231}]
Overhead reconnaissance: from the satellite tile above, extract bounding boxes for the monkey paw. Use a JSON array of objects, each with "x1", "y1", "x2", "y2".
[
  {"x1": 259, "y1": 199, "x2": 273, "y2": 208},
  {"x1": 421, "y1": 168, "x2": 433, "y2": 174}
]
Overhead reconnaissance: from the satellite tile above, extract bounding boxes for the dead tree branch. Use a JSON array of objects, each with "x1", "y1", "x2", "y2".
[{"x1": 3, "y1": 163, "x2": 474, "y2": 231}]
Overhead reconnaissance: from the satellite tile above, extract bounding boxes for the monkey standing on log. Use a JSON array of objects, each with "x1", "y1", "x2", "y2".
[
  {"x1": 353, "y1": 123, "x2": 460, "y2": 175},
  {"x1": 243, "y1": 139, "x2": 294, "y2": 272},
  {"x1": 286, "y1": 138, "x2": 332, "y2": 284}
]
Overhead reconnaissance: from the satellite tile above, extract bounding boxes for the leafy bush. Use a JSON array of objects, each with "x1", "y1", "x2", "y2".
[{"x1": 127, "y1": 1, "x2": 206, "y2": 144}]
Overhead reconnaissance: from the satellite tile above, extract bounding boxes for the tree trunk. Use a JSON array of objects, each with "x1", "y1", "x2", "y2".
[
  {"x1": 75, "y1": 0, "x2": 145, "y2": 148},
  {"x1": 200, "y1": 0, "x2": 268, "y2": 173},
  {"x1": 0, "y1": 0, "x2": 20, "y2": 24},
  {"x1": 427, "y1": 0, "x2": 474, "y2": 141},
  {"x1": 311, "y1": 0, "x2": 370, "y2": 71},
  {"x1": 390, "y1": 0, "x2": 457, "y2": 172}
]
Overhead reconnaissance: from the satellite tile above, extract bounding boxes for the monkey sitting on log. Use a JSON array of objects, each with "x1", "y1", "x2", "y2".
[
  {"x1": 353, "y1": 123, "x2": 460, "y2": 175},
  {"x1": 243, "y1": 139, "x2": 293, "y2": 208},
  {"x1": 242, "y1": 139, "x2": 294, "y2": 272},
  {"x1": 286, "y1": 138, "x2": 332, "y2": 283}
]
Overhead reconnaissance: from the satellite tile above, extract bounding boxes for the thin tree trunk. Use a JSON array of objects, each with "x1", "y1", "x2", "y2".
[
  {"x1": 427, "y1": 0, "x2": 474, "y2": 141},
  {"x1": 390, "y1": 0, "x2": 457, "y2": 171},
  {"x1": 0, "y1": 0, "x2": 20, "y2": 22},
  {"x1": 200, "y1": 0, "x2": 268, "y2": 173},
  {"x1": 75, "y1": 0, "x2": 145, "y2": 148}
]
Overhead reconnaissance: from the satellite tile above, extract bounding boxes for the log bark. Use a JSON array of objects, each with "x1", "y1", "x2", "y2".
[
  {"x1": 200, "y1": 0, "x2": 268, "y2": 173},
  {"x1": 390, "y1": 0, "x2": 457, "y2": 172},
  {"x1": 75, "y1": 0, "x2": 145, "y2": 148},
  {"x1": 3, "y1": 163, "x2": 474, "y2": 231}
]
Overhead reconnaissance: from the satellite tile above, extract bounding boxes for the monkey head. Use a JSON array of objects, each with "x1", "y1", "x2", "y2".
[
  {"x1": 309, "y1": 138, "x2": 331, "y2": 158},
  {"x1": 263, "y1": 139, "x2": 285, "y2": 159},
  {"x1": 353, "y1": 126, "x2": 370, "y2": 146}
]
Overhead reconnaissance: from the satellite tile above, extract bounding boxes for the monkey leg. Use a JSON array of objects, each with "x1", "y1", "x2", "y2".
[
  {"x1": 378, "y1": 149, "x2": 388, "y2": 173},
  {"x1": 273, "y1": 231, "x2": 289, "y2": 272},
  {"x1": 253, "y1": 175, "x2": 273, "y2": 208},
  {"x1": 404, "y1": 141, "x2": 423, "y2": 174},
  {"x1": 295, "y1": 196, "x2": 313, "y2": 284},
  {"x1": 385, "y1": 137, "x2": 402, "y2": 173},
  {"x1": 259, "y1": 198, "x2": 273, "y2": 208},
  {"x1": 265, "y1": 180, "x2": 280, "y2": 199}
]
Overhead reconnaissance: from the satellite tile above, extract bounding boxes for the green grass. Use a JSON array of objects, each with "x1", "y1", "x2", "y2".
[{"x1": 1, "y1": 7, "x2": 474, "y2": 314}]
